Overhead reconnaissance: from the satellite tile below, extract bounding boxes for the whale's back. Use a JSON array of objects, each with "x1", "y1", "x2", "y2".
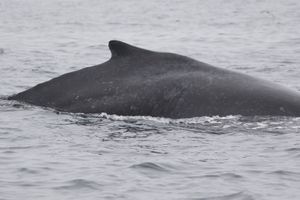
[{"x1": 9, "y1": 41, "x2": 300, "y2": 118}]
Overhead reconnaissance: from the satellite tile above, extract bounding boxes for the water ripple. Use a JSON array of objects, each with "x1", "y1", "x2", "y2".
[
  {"x1": 0, "y1": 48, "x2": 4, "y2": 55},
  {"x1": 0, "y1": 145, "x2": 47, "y2": 150},
  {"x1": 286, "y1": 147, "x2": 300, "y2": 152},
  {"x1": 268, "y1": 170, "x2": 300, "y2": 181},
  {"x1": 53, "y1": 179, "x2": 101, "y2": 190},
  {"x1": 18, "y1": 167, "x2": 39, "y2": 174},
  {"x1": 130, "y1": 162, "x2": 171, "y2": 172},
  {"x1": 194, "y1": 192, "x2": 254, "y2": 200},
  {"x1": 199, "y1": 173, "x2": 244, "y2": 180}
]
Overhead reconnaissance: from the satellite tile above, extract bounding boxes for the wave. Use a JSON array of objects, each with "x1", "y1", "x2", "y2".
[
  {"x1": 195, "y1": 192, "x2": 254, "y2": 200},
  {"x1": 53, "y1": 179, "x2": 101, "y2": 190}
]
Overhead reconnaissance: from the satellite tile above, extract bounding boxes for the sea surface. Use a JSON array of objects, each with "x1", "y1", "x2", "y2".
[{"x1": 0, "y1": 0, "x2": 300, "y2": 199}]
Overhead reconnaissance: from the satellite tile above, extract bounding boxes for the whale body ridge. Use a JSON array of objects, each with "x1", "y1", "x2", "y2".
[{"x1": 8, "y1": 40, "x2": 300, "y2": 118}]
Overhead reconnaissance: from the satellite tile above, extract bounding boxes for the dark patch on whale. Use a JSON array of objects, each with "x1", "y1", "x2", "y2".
[{"x1": 8, "y1": 40, "x2": 300, "y2": 118}]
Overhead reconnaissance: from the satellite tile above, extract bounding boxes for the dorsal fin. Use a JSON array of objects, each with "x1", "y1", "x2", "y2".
[{"x1": 108, "y1": 40, "x2": 151, "y2": 58}]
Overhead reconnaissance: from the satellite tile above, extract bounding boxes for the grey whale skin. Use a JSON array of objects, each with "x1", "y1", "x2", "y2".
[{"x1": 9, "y1": 40, "x2": 300, "y2": 118}]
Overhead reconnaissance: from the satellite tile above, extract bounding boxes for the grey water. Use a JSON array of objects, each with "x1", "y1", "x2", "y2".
[{"x1": 1, "y1": 0, "x2": 300, "y2": 199}]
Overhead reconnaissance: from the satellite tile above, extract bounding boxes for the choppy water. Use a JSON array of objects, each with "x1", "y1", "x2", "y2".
[{"x1": 1, "y1": 0, "x2": 300, "y2": 199}]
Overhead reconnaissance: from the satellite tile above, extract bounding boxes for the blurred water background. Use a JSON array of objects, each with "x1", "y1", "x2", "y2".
[{"x1": 0, "y1": 0, "x2": 300, "y2": 199}]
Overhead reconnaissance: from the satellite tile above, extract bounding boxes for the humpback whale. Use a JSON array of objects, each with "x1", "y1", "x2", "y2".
[{"x1": 8, "y1": 40, "x2": 300, "y2": 118}]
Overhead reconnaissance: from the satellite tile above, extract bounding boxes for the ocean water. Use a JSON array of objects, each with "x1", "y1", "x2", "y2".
[{"x1": 1, "y1": 0, "x2": 300, "y2": 199}]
